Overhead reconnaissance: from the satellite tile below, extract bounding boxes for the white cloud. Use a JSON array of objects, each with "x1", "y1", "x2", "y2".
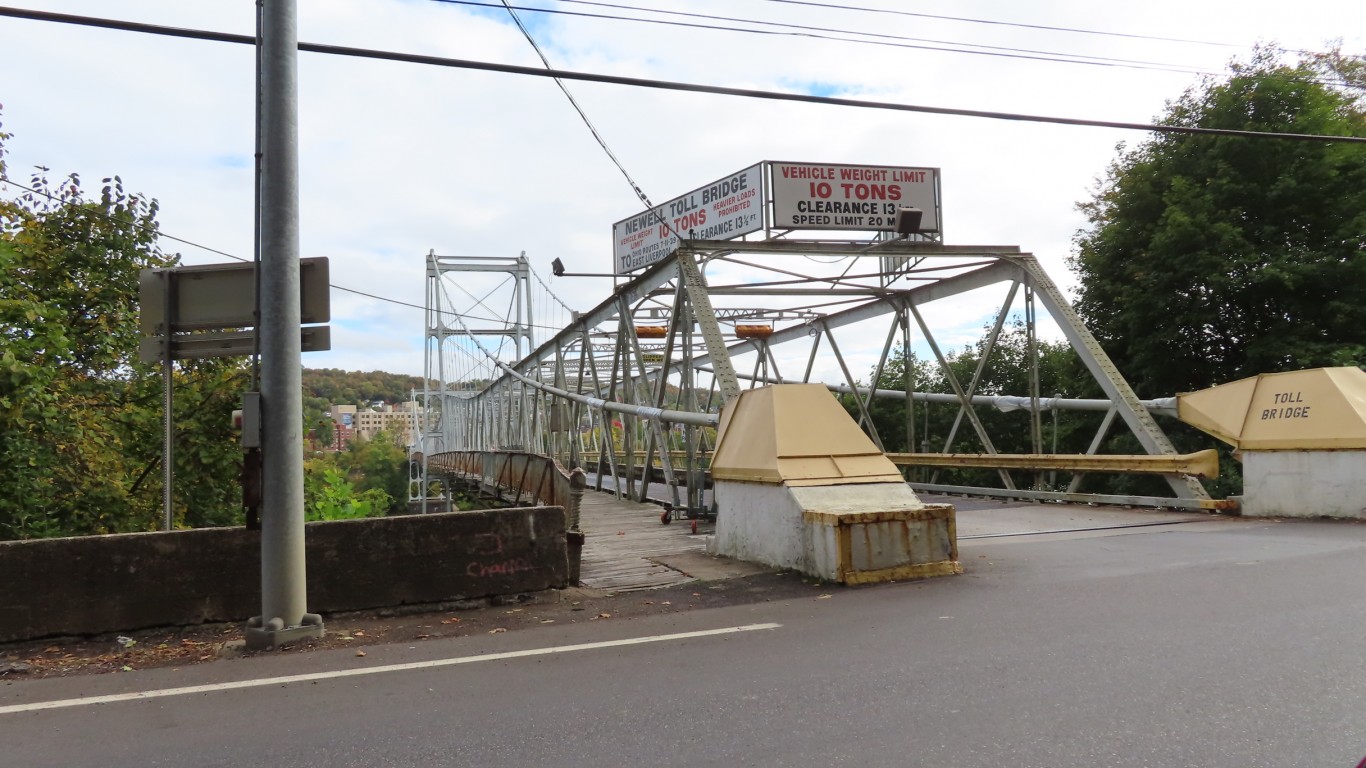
[{"x1": 2, "y1": 0, "x2": 1361, "y2": 385}]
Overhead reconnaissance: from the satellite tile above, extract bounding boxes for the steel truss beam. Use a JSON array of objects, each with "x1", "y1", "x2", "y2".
[{"x1": 432, "y1": 239, "x2": 1209, "y2": 508}]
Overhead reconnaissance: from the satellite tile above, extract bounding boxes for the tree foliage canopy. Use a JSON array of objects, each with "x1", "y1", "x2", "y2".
[
  {"x1": 1070, "y1": 48, "x2": 1366, "y2": 397},
  {"x1": 302, "y1": 368, "x2": 424, "y2": 406},
  {"x1": 0, "y1": 114, "x2": 247, "y2": 539},
  {"x1": 856, "y1": 324, "x2": 1099, "y2": 488}
]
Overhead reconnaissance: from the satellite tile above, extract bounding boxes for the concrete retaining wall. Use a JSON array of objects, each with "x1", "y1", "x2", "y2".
[
  {"x1": 0, "y1": 507, "x2": 567, "y2": 643},
  {"x1": 1242, "y1": 450, "x2": 1366, "y2": 519}
]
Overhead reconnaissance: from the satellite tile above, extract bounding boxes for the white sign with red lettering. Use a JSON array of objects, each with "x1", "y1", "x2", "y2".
[
  {"x1": 612, "y1": 164, "x2": 764, "y2": 274},
  {"x1": 769, "y1": 162, "x2": 939, "y2": 232}
]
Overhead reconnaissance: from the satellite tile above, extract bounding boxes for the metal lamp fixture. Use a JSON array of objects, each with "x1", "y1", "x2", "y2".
[
  {"x1": 550, "y1": 257, "x2": 615, "y2": 278},
  {"x1": 893, "y1": 206, "x2": 924, "y2": 237}
]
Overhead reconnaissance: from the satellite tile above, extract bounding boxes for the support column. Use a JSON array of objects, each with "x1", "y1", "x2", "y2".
[{"x1": 247, "y1": 0, "x2": 323, "y2": 650}]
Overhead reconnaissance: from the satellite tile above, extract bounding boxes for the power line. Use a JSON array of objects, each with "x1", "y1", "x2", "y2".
[
  {"x1": 1, "y1": 7, "x2": 1360, "y2": 144},
  {"x1": 495, "y1": 0, "x2": 663, "y2": 218},
  {"x1": 755, "y1": 0, "x2": 1285, "y2": 52},
  {"x1": 430, "y1": 0, "x2": 1209, "y2": 77},
  {"x1": 0, "y1": 176, "x2": 245, "y2": 262},
  {"x1": 0, "y1": 176, "x2": 575, "y2": 332},
  {"x1": 539, "y1": 0, "x2": 1212, "y2": 74},
  {"x1": 449, "y1": 1, "x2": 1359, "y2": 90}
]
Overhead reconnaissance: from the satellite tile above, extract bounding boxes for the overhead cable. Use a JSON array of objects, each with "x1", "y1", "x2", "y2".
[
  {"x1": 431, "y1": 0, "x2": 1207, "y2": 76},
  {"x1": 496, "y1": 0, "x2": 664, "y2": 223},
  {"x1": 2, "y1": 7, "x2": 1360, "y2": 144},
  {"x1": 534, "y1": 0, "x2": 1215, "y2": 74},
  {"x1": 755, "y1": 0, "x2": 1289, "y2": 52},
  {"x1": 0, "y1": 175, "x2": 575, "y2": 331}
]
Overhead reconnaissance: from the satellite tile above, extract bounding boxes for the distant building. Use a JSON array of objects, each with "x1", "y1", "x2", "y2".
[
  {"x1": 333, "y1": 423, "x2": 355, "y2": 449},
  {"x1": 330, "y1": 405, "x2": 358, "y2": 427},
  {"x1": 322, "y1": 402, "x2": 422, "y2": 449},
  {"x1": 349, "y1": 402, "x2": 421, "y2": 447},
  {"x1": 319, "y1": 405, "x2": 357, "y2": 450}
]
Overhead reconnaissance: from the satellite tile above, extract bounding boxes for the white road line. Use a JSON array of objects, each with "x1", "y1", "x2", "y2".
[{"x1": 0, "y1": 623, "x2": 781, "y2": 716}]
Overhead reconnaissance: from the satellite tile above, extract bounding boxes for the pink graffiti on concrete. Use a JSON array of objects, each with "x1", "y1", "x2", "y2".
[
  {"x1": 467, "y1": 557, "x2": 538, "y2": 578},
  {"x1": 472, "y1": 532, "x2": 504, "y2": 556}
]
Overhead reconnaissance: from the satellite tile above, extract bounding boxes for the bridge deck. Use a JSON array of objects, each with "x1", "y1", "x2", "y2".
[{"x1": 577, "y1": 489, "x2": 712, "y2": 593}]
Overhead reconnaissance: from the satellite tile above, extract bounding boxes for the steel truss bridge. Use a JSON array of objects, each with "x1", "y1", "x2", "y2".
[{"x1": 413, "y1": 240, "x2": 1214, "y2": 515}]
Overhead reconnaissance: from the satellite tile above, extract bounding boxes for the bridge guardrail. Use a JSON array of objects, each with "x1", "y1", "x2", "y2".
[{"x1": 429, "y1": 451, "x2": 587, "y2": 583}]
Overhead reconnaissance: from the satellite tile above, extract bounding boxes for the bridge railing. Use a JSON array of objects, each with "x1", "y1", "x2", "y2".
[
  {"x1": 428, "y1": 450, "x2": 588, "y2": 581},
  {"x1": 424, "y1": 241, "x2": 1216, "y2": 510}
]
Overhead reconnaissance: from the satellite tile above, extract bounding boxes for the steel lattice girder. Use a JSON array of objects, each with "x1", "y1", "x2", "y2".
[{"x1": 440, "y1": 239, "x2": 1207, "y2": 501}]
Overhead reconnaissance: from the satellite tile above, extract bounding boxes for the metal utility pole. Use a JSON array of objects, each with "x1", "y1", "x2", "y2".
[{"x1": 246, "y1": 0, "x2": 323, "y2": 650}]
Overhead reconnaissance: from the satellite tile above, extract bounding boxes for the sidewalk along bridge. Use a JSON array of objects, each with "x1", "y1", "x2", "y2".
[{"x1": 412, "y1": 239, "x2": 1226, "y2": 517}]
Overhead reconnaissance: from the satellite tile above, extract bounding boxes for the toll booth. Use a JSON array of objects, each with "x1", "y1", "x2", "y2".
[
  {"x1": 1179, "y1": 367, "x2": 1366, "y2": 519},
  {"x1": 707, "y1": 384, "x2": 960, "y2": 583}
]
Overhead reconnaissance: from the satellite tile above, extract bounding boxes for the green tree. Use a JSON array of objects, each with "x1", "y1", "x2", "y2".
[
  {"x1": 314, "y1": 417, "x2": 335, "y2": 450},
  {"x1": 338, "y1": 430, "x2": 409, "y2": 514},
  {"x1": 301, "y1": 368, "x2": 423, "y2": 406},
  {"x1": 0, "y1": 113, "x2": 247, "y2": 538},
  {"x1": 1071, "y1": 48, "x2": 1366, "y2": 398},
  {"x1": 854, "y1": 324, "x2": 1099, "y2": 488},
  {"x1": 303, "y1": 460, "x2": 390, "y2": 521}
]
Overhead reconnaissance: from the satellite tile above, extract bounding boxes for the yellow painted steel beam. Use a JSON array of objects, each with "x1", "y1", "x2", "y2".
[{"x1": 885, "y1": 449, "x2": 1219, "y2": 478}]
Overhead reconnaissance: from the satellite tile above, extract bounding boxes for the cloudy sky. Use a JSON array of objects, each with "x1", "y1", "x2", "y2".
[{"x1": 2, "y1": 0, "x2": 1362, "y2": 383}]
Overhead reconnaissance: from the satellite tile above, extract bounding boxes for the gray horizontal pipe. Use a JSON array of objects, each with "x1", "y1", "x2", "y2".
[
  {"x1": 699, "y1": 366, "x2": 1177, "y2": 417},
  {"x1": 497, "y1": 353, "x2": 1174, "y2": 428},
  {"x1": 492, "y1": 360, "x2": 720, "y2": 427},
  {"x1": 851, "y1": 387, "x2": 1178, "y2": 418}
]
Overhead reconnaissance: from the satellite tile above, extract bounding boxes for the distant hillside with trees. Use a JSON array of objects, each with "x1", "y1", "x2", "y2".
[{"x1": 302, "y1": 368, "x2": 426, "y2": 406}]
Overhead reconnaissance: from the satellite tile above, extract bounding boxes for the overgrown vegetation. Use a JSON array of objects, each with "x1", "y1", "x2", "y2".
[
  {"x1": 1071, "y1": 47, "x2": 1366, "y2": 397},
  {"x1": 0, "y1": 113, "x2": 414, "y2": 539},
  {"x1": 305, "y1": 429, "x2": 410, "y2": 518},
  {"x1": 0, "y1": 111, "x2": 247, "y2": 539}
]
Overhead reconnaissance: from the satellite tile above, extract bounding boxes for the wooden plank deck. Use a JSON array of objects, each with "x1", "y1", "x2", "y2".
[{"x1": 577, "y1": 489, "x2": 712, "y2": 593}]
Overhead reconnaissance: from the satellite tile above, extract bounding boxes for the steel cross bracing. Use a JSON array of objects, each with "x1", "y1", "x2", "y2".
[{"x1": 425, "y1": 239, "x2": 1210, "y2": 510}]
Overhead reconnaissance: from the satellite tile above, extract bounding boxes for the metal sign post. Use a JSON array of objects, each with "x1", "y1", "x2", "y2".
[{"x1": 161, "y1": 272, "x2": 175, "y2": 531}]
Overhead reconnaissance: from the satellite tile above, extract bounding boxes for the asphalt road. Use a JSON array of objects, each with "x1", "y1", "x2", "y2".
[{"x1": 5, "y1": 514, "x2": 1366, "y2": 767}]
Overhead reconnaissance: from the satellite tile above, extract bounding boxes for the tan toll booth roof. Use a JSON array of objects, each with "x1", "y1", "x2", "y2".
[
  {"x1": 1177, "y1": 367, "x2": 1366, "y2": 450},
  {"x1": 710, "y1": 383, "x2": 906, "y2": 486}
]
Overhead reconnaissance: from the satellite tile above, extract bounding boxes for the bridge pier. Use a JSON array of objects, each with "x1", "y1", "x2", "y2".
[{"x1": 707, "y1": 384, "x2": 960, "y2": 583}]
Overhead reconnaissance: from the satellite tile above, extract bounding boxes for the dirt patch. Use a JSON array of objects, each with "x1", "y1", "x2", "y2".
[{"x1": 0, "y1": 570, "x2": 835, "y2": 680}]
